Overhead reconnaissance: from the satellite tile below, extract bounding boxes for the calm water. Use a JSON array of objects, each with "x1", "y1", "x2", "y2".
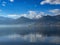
[{"x1": 0, "y1": 25, "x2": 60, "y2": 45}]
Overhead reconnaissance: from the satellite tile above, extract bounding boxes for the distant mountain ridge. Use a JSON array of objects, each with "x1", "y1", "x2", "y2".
[
  {"x1": 0, "y1": 15, "x2": 60, "y2": 24},
  {"x1": 34, "y1": 15, "x2": 60, "y2": 25}
]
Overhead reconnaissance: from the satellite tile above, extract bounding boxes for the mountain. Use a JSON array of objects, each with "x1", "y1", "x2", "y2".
[
  {"x1": 54, "y1": 15, "x2": 60, "y2": 21},
  {"x1": 0, "y1": 16, "x2": 15, "y2": 24},
  {"x1": 0, "y1": 15, "x2": 60, "y2": 24},
  {"x1": 15, "y1": 16, "x2": 34, "y2": 24},
  {"x1": 32, "y1": 15, "x2": 60, "y2": 25}
]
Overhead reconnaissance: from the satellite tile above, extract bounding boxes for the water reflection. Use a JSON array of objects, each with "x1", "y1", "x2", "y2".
[
  {"x1": 0, "y1": 33, "x2": 60, "y2": 44},
  {"x1": 0, "y1": 25, "x2": 59, "y2": 44}
]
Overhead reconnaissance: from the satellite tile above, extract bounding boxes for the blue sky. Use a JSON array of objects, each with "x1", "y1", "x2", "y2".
[{"x1": 0, "y1": 0, "x2": 60, "y2": 19}]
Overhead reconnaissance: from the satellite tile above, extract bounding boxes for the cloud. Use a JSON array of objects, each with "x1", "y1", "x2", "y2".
[
  {"x1": 27, "y1": 11, "x2": 37, "y2": 19},
  {"x1": 16, "y1": 11, "x2": 43, "y2": 19},
  {"x1": 37, "y1": 12, "x2": 45, "y2": 18},
  {"x1": 10, "y1": 0, "x2": 14, "y2": 2},
  {"x1": 6, "y1": 14, "x2": 20, "y2": 19},
  {"x1": 49, "y1": 9, "x2": 60, "y2": 15},
  {"x1": 19, "y1": 11, "x2": 37, "y2": 19},
  {"x1": 0, "y1": 14, "x2": 21, "y2": 19},
  {"x1": 26, "y1": 11, "x2": 43, "y2": 19},
  {"x1": 2, "y1": 1, "x2": 7, "y2": 6},
  {"x1": 40, "y1": 0, "x2": 60, "y2": 5},
  {"x1": 0, "y1": 11, "x2": 44, "y2": 19},
  {"x1": 0, "y1": 14, "x2": 26, "y2": 19}
]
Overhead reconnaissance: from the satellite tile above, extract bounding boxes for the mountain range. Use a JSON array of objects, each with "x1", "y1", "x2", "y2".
[{"x1": 0, "y1": 15, "x2": 60, "y2": 25}]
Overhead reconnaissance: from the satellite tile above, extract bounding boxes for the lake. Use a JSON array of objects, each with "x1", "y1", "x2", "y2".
[{"x1": 0, "y1": 25, "x2": 60, "y2": 45}]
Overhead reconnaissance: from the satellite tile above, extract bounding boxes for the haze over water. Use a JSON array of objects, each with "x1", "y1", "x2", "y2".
[{"x1": 0, "y1": 24, "x2": 59, "y2": 45}]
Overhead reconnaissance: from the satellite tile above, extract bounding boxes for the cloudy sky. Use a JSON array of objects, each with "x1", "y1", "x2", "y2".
[{"x1": 0, "y1": 0, "x2": 60, "y2": 19}]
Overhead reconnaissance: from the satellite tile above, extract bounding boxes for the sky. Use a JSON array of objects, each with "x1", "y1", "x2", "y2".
[{"x1": 0, "y1": 0, "x2": 60, "y2": 19}]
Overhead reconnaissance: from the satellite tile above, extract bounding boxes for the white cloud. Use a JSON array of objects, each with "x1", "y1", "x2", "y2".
[
  {"x1": 40, "y1": 0, "x2": 60, "y2": 5},
  {"x1": 7, "y1": 14, "x2": 20, "y2": 19},
  {"x1": 28, "y1": 11, "x2": 37, "y2": 19},
  {"x1": 10, "y1": 0, "x2": 14, "y2": 2},
  {"x1": 20, "y1": 14, "x2": 28, "y2": 18},
  {"x1": 35, "y1": 12, "x2": 44, "y2": 19},
  {"x1": 0, "y1": 14, "x2": 21, "y2": 19},
  {"x1": 26, "y1": 11, "x2": 43, "y2": 19},
  {"x1": 2, "y1": 1, "x2": 7, "y2": 6},
  {"x1": 49, "y1": 9, "x2": 60, "y2": 15},
  {"x1": 0, "y1": 14, "x2": 24, "y2": 19},
  {"x1": 18, "y1": 11, "x2": 43, "y2": 19},
  {"x1": 0, "y1": 11, "x2": 44, "y2": 19},
  {"x1": 2, "y1": 4, "x2": 6, "y2": 6}
]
